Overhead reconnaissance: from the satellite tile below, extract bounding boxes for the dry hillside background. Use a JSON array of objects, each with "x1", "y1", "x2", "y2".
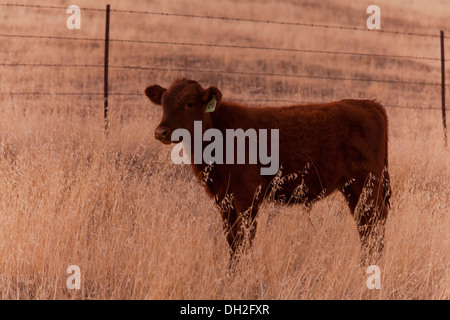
[{"x1": 0, "y1": 0, "x2": 448, "y2": 299}]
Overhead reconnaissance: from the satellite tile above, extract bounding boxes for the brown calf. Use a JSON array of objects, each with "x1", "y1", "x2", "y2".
[{"x1": 145, "y1": 78, "x2": 391, "y2": 264}]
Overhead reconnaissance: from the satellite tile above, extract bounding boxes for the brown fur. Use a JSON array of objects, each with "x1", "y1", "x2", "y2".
[{"x1": 145, "y1": 78, "x2": 391, "y2": 264}]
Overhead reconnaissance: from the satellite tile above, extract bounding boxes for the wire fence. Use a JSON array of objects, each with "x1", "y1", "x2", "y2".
[{"x1": 0, "y1": 2, "x2": 448, "y2": 140}]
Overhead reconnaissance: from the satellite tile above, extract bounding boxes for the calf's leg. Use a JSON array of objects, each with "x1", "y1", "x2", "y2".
[
  {"x1": 219, "y1": 195, "x2": 260, "y2": 265},
  {"x1": 342, "y1": 172, "x2": 389, "y2": 264}
]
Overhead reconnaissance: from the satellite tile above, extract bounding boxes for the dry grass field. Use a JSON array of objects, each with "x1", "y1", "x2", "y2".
[{"x1": 0, "y1": 0, "x2": 448, "y2": 299}]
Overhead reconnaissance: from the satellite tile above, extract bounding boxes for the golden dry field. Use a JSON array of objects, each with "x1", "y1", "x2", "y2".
[{"x1": 0, "y1": 0, "x2": 448, "y2": 299}]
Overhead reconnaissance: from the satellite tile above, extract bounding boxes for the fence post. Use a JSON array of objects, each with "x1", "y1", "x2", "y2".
[
  {"x1": 440, "y1": 30, "x2": 447, "y2": 146},
  {"x1": 104, "y1": 4, "x2": 110, "y2": 131}
]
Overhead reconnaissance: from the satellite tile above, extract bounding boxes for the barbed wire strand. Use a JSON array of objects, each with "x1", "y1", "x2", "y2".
[
  {"x1": 0, "y1": 3, "x2": 447, "y2": 39},
  {"x1": 0, "y1": 3, "x2": 103, "y2": 12},
  {"x1": 1, "y1": 33, "x2": 446, "y2": 62},
  {"x1": 0, "y1": 91, "x2": 446, "y2": 111},
  {"x1": 1, "y1": 62, "x2": 447, "y2": 87},
  {"x1": 112, "y1": 65, "x2": 447, "y2": 87}
]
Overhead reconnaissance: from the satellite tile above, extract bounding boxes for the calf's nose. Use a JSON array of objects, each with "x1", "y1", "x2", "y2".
[{"x1": 155, "y1": 126, "x2": 170, "y2": 141}]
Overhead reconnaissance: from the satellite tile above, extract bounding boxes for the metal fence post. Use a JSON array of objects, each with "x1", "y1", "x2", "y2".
[
  {"x1": 104, "y1": 4, "x2": 110, "y2": 131},
  {"x1": 440, "y1": 30, "x2": 447, "y2": 146}
]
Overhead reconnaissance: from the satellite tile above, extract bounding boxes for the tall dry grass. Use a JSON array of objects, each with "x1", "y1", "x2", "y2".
[{"x1": 0, "y1": 0, "x2": 448, "y2": 299}]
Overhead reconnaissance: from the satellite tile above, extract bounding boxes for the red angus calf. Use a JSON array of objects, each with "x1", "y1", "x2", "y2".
[{"x1": 145, "y1": 78, "x2": 391, "y2": 264}]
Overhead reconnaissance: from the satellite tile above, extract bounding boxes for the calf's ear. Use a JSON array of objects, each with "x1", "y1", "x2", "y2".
[
  {"x1": 145, "y1": 84, "x2": 167, "y2": 105},
  {"x1": 202, "y1": 86, "x2": 222, "y2": 106}
]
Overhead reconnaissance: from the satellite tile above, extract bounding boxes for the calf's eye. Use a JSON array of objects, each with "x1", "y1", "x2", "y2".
[{"x1": 187, "y1": 103, "x2": 194, "y2": 108}]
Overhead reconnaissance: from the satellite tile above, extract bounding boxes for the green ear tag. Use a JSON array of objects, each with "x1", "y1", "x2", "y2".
[{"x1": 205, "y1": 95, "x2": 217, "y2": 113}]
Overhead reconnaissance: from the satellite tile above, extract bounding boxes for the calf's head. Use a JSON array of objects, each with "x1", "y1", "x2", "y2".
[{"x1": 145, "y1": 79, "x2": 222, "y2": 144}]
